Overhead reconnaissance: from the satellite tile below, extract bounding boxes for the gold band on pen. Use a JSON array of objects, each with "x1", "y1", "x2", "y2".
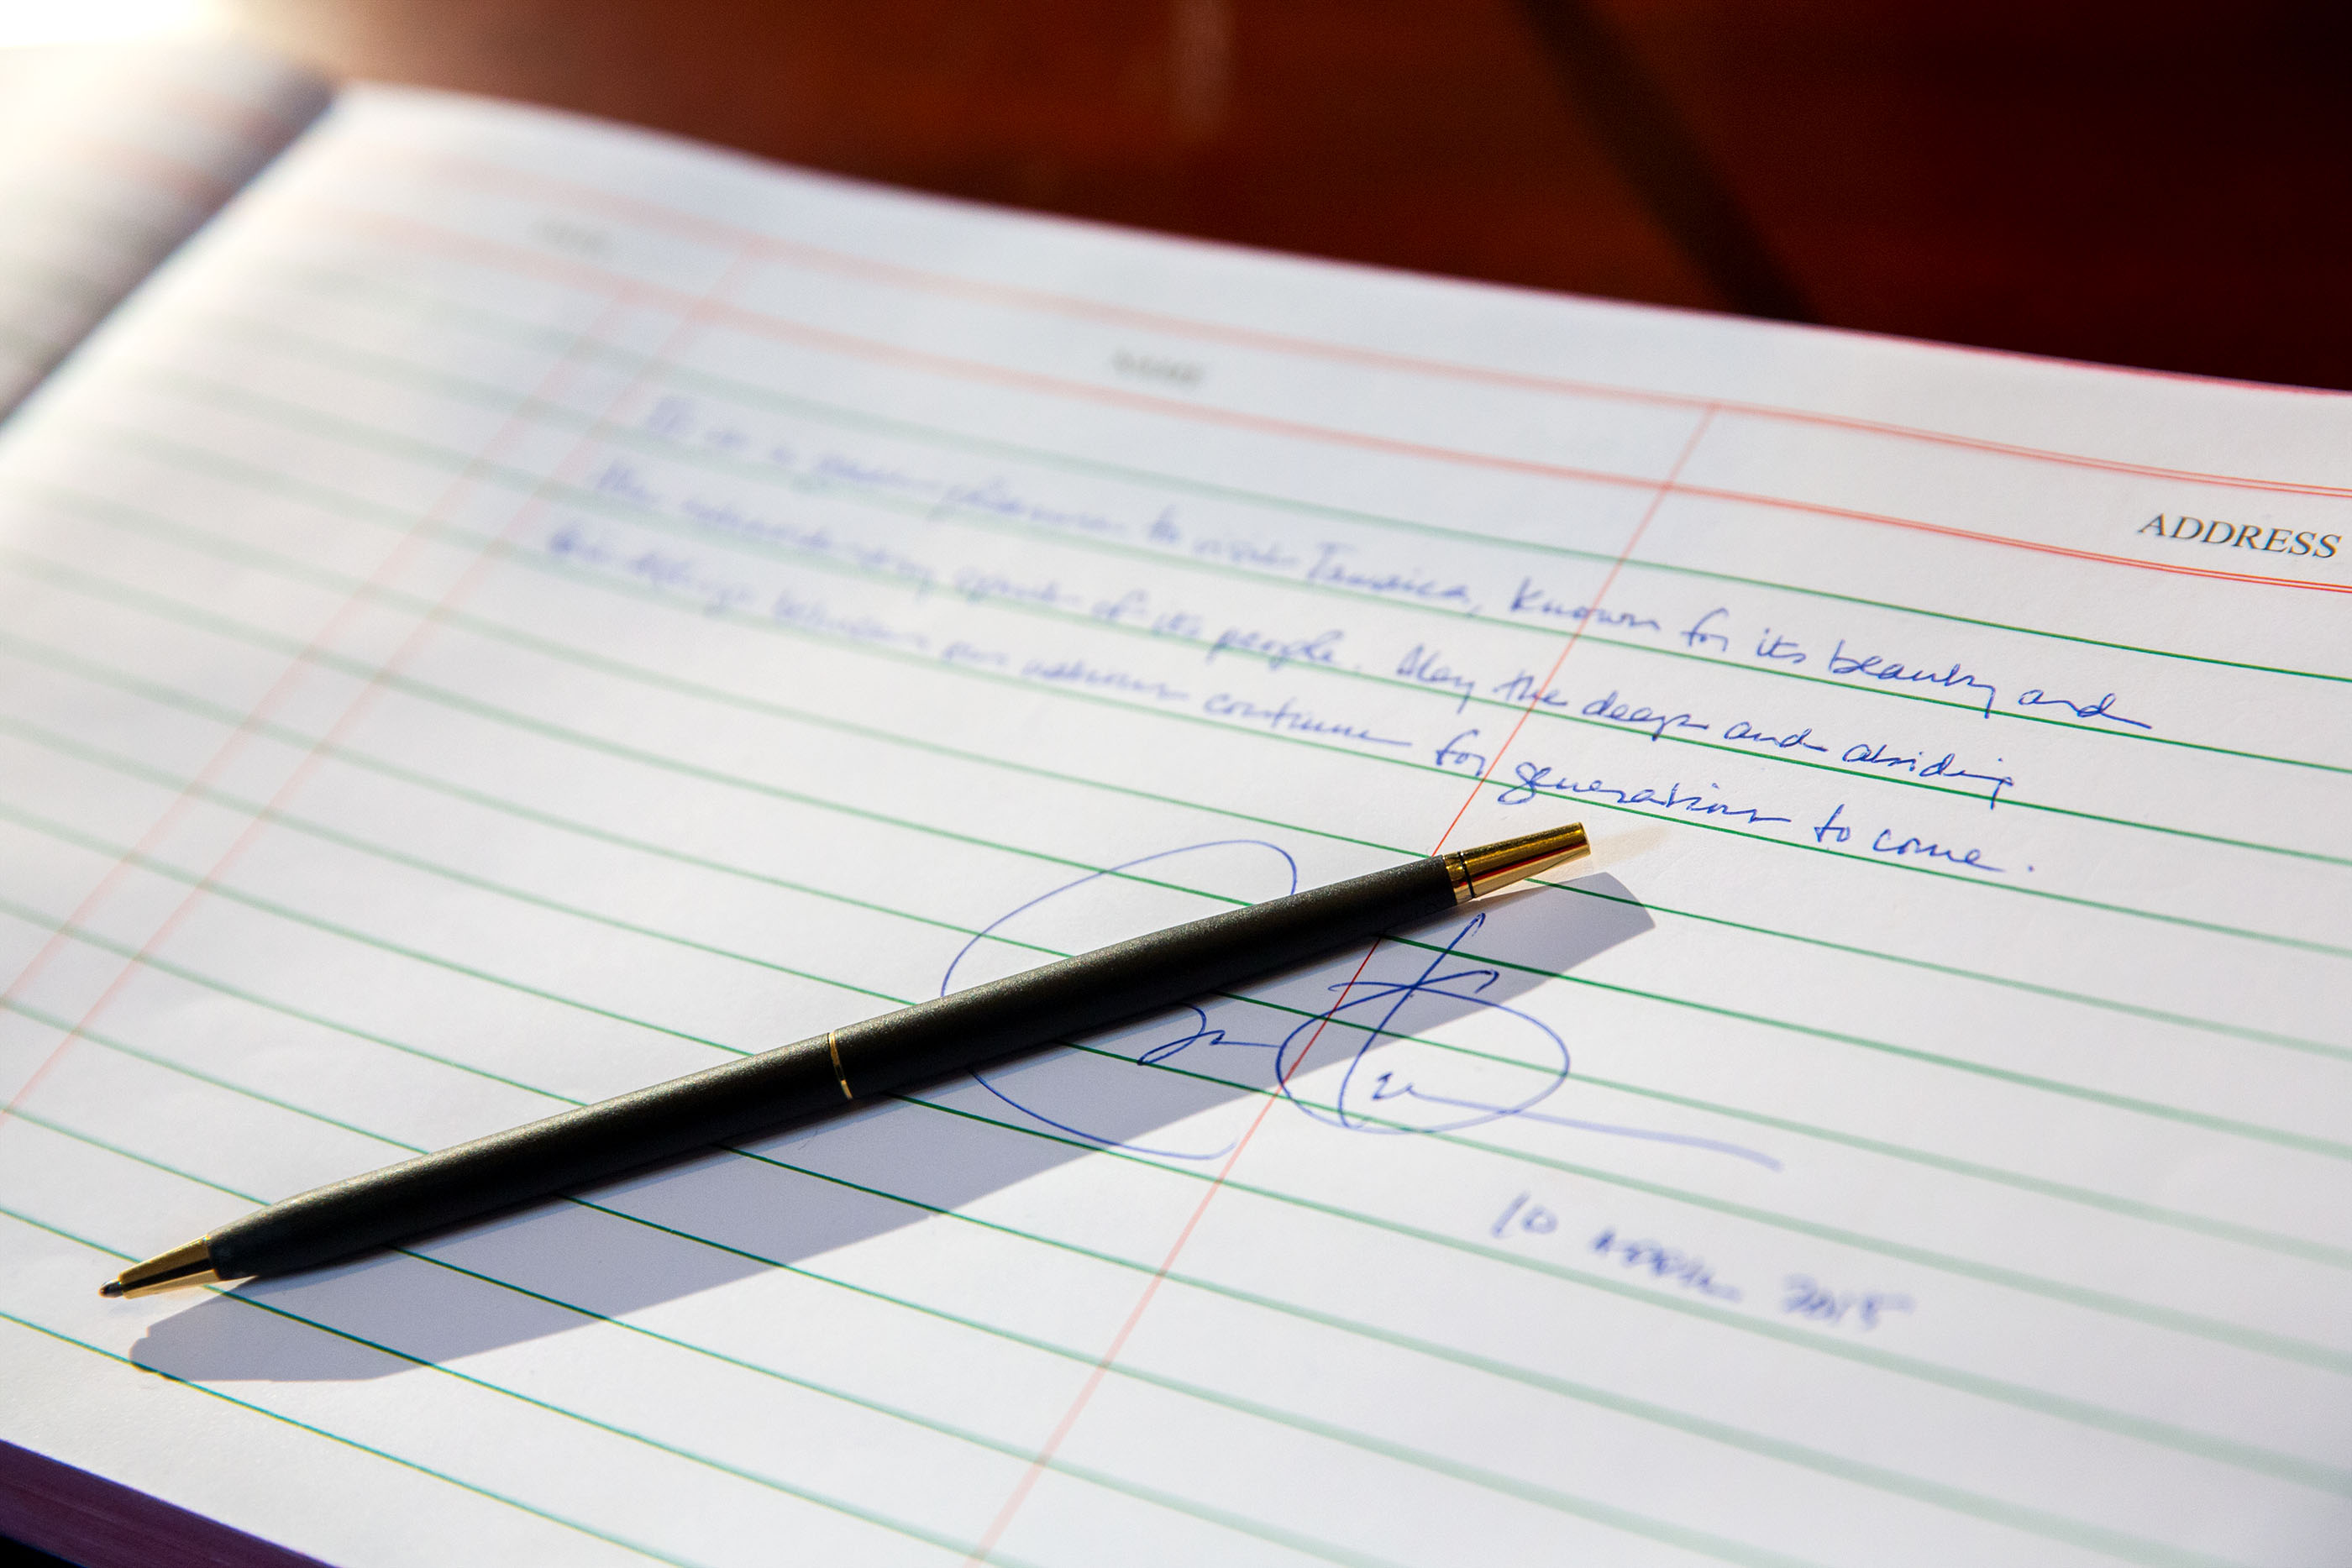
[
  {"x1": 827, "y1": 1030, "x2": 853, "y2": 1100},
  {"x1": 1441, "y1": 822, "x2": 1590, "y2": 904}
]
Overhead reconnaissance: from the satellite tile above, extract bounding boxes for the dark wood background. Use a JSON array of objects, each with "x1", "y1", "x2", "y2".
[{"x1": 229, "y1": 0, "x2": 2352, "y2": 391}]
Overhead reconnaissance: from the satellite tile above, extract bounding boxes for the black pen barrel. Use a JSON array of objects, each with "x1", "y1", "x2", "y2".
[
  {"x1": 205, "y1": 854, "x2": 1457, "y2": 1280},
  {"x1": 837, "y1": 853, "x2": 1455, "y2": 1096}
]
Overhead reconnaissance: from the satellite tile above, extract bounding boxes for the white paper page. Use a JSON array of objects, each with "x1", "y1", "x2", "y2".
[
  {"x1": 1, "y1": 85, "x2": 2348, "y2": 1568},
  {"x1": 0, "y1": 37, "x2": 330, "y2": 416}
]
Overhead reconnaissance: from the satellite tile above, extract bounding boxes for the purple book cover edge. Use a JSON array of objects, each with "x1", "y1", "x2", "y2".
[{"x1": 0, "y1": 1440, "x2": 331, "y2": 1568}]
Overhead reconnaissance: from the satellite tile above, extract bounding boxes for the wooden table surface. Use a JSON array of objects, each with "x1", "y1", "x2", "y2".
[{"x1": 228, "y1": 0, "x2": 2352, "y2": 392}]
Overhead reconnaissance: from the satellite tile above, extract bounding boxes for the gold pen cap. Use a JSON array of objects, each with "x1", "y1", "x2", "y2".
[{"x1": 1443, "y1": 822, "x2": 1589, "y2": 903}]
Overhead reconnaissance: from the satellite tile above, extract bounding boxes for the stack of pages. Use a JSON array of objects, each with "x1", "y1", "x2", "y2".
[{"x1": 1, "y1": 36, "x2": 2346, "y2": 1568}]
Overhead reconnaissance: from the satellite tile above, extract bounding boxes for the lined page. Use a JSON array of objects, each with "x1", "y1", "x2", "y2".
[
  {"x1": 0, "y1": 38, "x2": 330, "y2": 417},
  {"x1": 2, "y1": 85, "x2": 2349, "y2": 1567}
]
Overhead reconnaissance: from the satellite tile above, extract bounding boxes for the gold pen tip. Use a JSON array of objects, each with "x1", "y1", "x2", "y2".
[
  {"x1": 1443, "y1": 822, "x2": 1590, "y2": 903},
  {"x1": 101, "y1": 1239, "x2": 222, "y2": 1298}
]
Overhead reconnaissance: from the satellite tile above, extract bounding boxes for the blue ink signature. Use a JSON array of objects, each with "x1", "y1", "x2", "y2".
[
  {"x1": 949, "y1": 841, "x2": 1301, "y2": 1161},
  {"x1": 954, "y1": 843, "x2": 1778, "y2": 1170},
  {"x1": 1267, "y1": 915, "x2": 1569, "y2": 1135}
]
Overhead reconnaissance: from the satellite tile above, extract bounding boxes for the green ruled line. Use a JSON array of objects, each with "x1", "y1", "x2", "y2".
[
  {"x1": 11, "y1": 538, "x2": 2352, "y2": 1216},
  {"x1": 1000, "y1": 1043, "x2": 2352, "y2": 1376},
  {"x1": 7, "y1": 632, "x2": 2350, "y2": 1174},
  {"x1": 6, "y1": 770, "x2": 2351, "y2": 1389},
  {"x1": 0, "y1": 196, "x2": 2338, "y2": 1568},
  {"x1": 2, "y1": 1108, "x2": 1831, "y2": 1568},
  {"x1": 158, "y1": 295, "x2": 2352, "y2": 782},
  {"x1": 911, "y1": 1082, "x2": 2352, "y2": 1478},
  {"x1": 0, "y1": 1020, "x2": 2311, "y2": 1567},
  {"x1": 1495, "y1": 883, "x2": 2349, "y2": 1066},
  {"x1": 12, "y1": 952, "x2": 2349, "y2": 1522},
  {"x1": 0, "y1": 1306, "x2": 705, "y2": 1567},
  {"x1": 578, "y1": 412, "x2": 2352, "y2": 785},
  {"x1": 8, "y1": 551, "x2": 2352, "y2": 1125},
  {"x1": 192, "y1": 359, "x2": 2352, "y2": 863},
  {"x1": 52, "y1": 364, "x2": 2352, "y2": 872},
  {"x1": 8, "y1": 703, "x2": 2352, "y2": 1279},
  {"x1": 0, "y1": 991, "x2": 1832, "y2": 1568},
  {"x1": 12, "y1": 766, "x2": 2352, "y2": 1384},
  {"x1": 8, "y1": 552, "x2": 2342, "y2": 1081},
  {"x1": 569, "y1": 1166, "x2": 2333, "y2": 1560},
  {"x1": 11, "y1": 695, "x2": 2352, "y2": 1274},
  {"x1": 5, "y1": 733, "x2": 2350, "y2": 1291},
  {"x1": 3, "y1": 534, "x2": 2342, "y2": 1072},
  {"x1": 0, "y1": 251, "x2": 2333, "y2": 1429},
  {"x1": 3, "y1": 687, "x2": 2345, "y2": 1276},
  {"x1": 8, "y1": 902, "x2": 2344, "y2": 1502},
  {"x1": 0, "y1": 1120, "x2": 1403, "y2": 1568},
  {"x1": 0, "y1": 1203, "x2": 1062, "y2": 1568},
  {"x1": 32, "y1": 300, "x2": 2352, "y2": 861},
  {"x1": 209, "y1": 254, "x2": 2352, "y2": 692},
  {"x1": 4, "y1": 505, "x2": 2349, "y2": 966}
]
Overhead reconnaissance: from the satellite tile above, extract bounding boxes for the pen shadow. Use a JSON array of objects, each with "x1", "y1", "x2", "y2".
[{"x1": 130, "y1": 842, "x2": 1662, "y2": 1383}]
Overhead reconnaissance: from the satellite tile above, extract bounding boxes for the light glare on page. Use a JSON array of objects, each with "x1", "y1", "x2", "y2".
[{"x1": 0, "y1": 0, "x2": 223, "y2": 48}]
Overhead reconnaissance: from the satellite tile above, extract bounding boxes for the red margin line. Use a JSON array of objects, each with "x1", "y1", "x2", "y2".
[
  {"x1": 2, "y1": 253, "x2": 760, "y2": 1124},
  {"x1": 962, "y1": 406, "x2": 1719, "y2": 1563},
  {"x1": 262, "y1": 195, "x2": 2352, "y2": 600},
  {"x1": 382, "y1": 142, "x2": 2352, "y2": 500}
]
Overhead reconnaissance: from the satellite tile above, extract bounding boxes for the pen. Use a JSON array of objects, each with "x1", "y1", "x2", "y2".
[{"x1": 102, "y1": 822, "x2": 1589, "y2": 1297}]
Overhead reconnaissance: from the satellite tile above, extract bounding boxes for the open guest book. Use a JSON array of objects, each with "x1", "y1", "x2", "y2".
[{"x1": 2, "y1": 33, "x2": 2348, "y2": 1568}]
